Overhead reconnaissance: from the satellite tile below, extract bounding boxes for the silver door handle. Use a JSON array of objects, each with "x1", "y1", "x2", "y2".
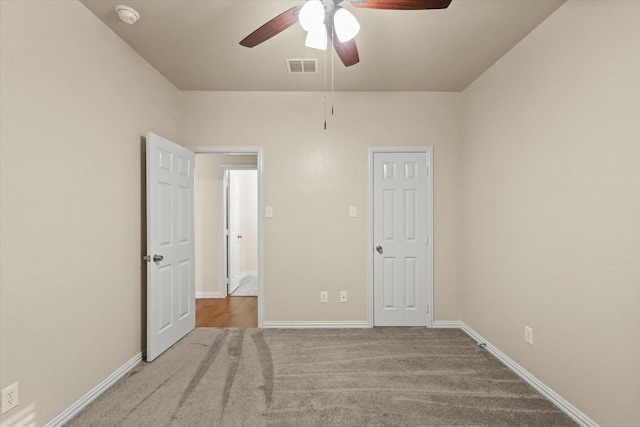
[
  {"x1": 238, "y1": 235, "x2": 243, "y2": 239},
  {"x1": 153, "y1": 254, "x2": 163, "y2": 262},
  {"x1": 376, "y1": 245, "x2": 383, "y2": 254}
]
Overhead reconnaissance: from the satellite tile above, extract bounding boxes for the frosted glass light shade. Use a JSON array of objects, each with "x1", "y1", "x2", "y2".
[
  {"x1": 305, "y1": 25, "x2": 327, "y2": 50},
  {"x1": 334, "y1": 7, "x2": 360, "y2": 42},
  {"x1": 299, "y1": 0, "x2": 325, "y2": 32}
]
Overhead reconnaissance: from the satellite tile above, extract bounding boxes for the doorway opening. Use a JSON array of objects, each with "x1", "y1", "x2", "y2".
[
  {"x1": 224, "y1": 167, "x2": 258, "y2": 297},
  {"x1": 192, "y1": 147, "x2": 264, "y2": 328}
]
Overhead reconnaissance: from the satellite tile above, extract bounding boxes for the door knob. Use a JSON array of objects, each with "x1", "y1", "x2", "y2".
[
  {"x1": 238, "y1": 235, "x2": 243, "y2": 239},
  {"x1": 376, "y1": 245, "x2": 383, "y2": 254},
  {"x1": 153, "y1": 254, "x2": 163, "y2": 262}
]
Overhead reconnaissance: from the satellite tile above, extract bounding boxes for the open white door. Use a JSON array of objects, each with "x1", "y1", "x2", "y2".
[
  {"x1": 145, "y1": 132, "x2": 195, "y2": 362},
  {"x1": 228, "y1": 171, "x2": 241, "y2": 294}
]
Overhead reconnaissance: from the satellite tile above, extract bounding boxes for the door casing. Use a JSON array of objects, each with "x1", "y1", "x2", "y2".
[
  {"x1": 368, "y1": 147, "x2": 434, "y2": 328},
  {"x1": 192, "y1": 146, "x2": 264, "y2": 328}
]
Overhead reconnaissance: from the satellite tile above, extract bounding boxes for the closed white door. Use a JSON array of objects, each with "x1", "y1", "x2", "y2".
[
  {"x1": 373, "y1": 152, "x2": 429, "y2": 326},
  {"x1": 146, "y1": 132, "x2": 195, "y2": 362},
  {"x1": 228, "y1": 171, "x2": 241, "y2": 294}
]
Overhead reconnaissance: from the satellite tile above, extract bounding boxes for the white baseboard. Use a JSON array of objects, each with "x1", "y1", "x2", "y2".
[
  {"x1": 43, "y1": 352, "x2": 142, "y2": 427},
  {"x1": 196, "y1": 292, "x2": 221, "y2": 299},
  {"x1": 440, "y1": 321, "x2": 598, "y2": 427},
  {"x1": 432, "y1": 320, "x2": 462, "y2": 328},
  {"x1": 263, "y1": 321, "x2": 369, "y2": 329}
]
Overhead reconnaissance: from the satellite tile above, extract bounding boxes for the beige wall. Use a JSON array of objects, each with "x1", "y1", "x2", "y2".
[
  {"x1": 194, "y1": 155, "x2": 257, "y2": 295},
  {"x1": 0, "y1": 1, "x2": 182, "y2": 425},
  {"x1": 182, "y1": 91, "x2": 462, "y2": 322},
  {"x1": 460, "y1": 1, "x2": 640, "y2": 426}
]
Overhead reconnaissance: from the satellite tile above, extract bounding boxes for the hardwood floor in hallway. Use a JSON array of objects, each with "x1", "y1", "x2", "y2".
[{"x1": 196, "y1": 296, "x2": 257, "y2": 328}]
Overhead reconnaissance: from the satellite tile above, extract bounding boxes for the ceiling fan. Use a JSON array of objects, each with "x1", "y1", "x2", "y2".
[{"x1": 239, "y1": 0, "x2": 452, "y2": 67}]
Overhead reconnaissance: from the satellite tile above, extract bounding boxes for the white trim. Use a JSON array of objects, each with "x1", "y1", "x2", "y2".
[
  {"x1": 368, "y1": 147, "x2": 434, "y2": 328},
  {"x1": 43, "y1": 353, "x2": 142, "y2": 427},
  {"x1": 195, "y1": 292, "x2": 221, "y2": 299},
  {"x1": 263, "y1": 321, "x2": 370, "y2": 329},
  {"x1": 432, "y1": 320, "x2": 462, "y2": 329},
  {"x1": 191, "y1": 146, "x2": 264, "y2": 328},
  {"x1": 439, "y1": 322, "x2": 598, "y2": 427}
]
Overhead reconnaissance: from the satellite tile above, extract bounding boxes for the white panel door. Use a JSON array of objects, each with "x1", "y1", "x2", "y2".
[
  {"x1": 373, "y1": 152, "x2": 428, "y2": 326},
  {"x1": 228, "y1": 171, "x2": 241, "y2": 294},
  {"x1": 146, "y1": 132, "x2": 195, "y2": 362}
]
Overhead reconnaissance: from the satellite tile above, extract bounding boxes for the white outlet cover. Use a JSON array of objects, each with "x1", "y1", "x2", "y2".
[
  {"x1": 1, "y1": 382, "x2": 19, "y2": 414},
  {"x1": 340, "y1": 291, "x2": 348, "y2": 302},
  {"x1": 349, "y1": 206, "x2": 357, "y2": 217}
]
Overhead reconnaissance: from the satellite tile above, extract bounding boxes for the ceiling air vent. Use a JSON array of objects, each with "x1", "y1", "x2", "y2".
[{"x1": 286, "y1": 59, "x2": 318, "y2": 73}]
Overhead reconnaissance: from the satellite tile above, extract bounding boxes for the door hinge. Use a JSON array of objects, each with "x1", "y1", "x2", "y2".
[
  {"x1": 426, "y1": 235, "x2": 429, "y2": 244},
  {"x1": 426, "y1": 304, "x2": 429, "y2": 314},
  {"x1": 425, "y1": 166, "x2": 429, "y2": 176}
]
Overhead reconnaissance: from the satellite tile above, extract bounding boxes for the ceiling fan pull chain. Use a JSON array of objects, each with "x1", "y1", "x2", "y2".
[
  {"x1": 324, "y1": 43, "x2": 327, "y2": 130},
  {"x1": 331, "y1": 26, "x2": 335, "y2": 116}
]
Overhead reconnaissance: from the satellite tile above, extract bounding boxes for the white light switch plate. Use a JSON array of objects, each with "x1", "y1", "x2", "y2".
[
  {"x1": 265, "y1": 206, "x2": 273, "y2": 218},
  {"x1": 349, "y1": 206, "x2": 357, "y2": 218},
  {"x1": 524, "y1": 326, "x2": 534, "y2": 346}
]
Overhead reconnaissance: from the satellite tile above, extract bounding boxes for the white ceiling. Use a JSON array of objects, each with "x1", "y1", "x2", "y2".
[{"x1": 80, "y1": 0, "x2": 565, "y2": 92}]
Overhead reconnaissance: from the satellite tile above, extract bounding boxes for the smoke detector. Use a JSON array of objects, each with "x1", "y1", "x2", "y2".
[{"x1": 115, "y1": 5, "x2": 140, "y2": 24}]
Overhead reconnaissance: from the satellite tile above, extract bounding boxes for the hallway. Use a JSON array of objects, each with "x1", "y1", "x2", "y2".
[{"x1": 195, "y1": 297, "x2": 257, "y2": 328}]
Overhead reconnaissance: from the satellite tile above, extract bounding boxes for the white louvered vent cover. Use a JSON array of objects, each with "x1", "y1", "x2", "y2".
[{"x1": 286, "y1": 59, "x2": 318, "y2": 73}]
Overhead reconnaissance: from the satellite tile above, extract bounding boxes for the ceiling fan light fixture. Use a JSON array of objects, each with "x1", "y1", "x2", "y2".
[
  {"x1": 305, "y1": 25, "x2": 328, "y2": 50},
  {"x1": 299, "y1": 0, "x2": 325, "y2": 32},
  {"x1": 334, "y1": 7, "x2": 360, "y2": 42}
]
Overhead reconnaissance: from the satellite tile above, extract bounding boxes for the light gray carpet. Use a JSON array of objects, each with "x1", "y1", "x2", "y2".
[
  {"x1": 230, "y1": 274, "x2": 257, "y2": 296},
  {"x1": 68, "y1": 328, "x2": 577, "y2": 426}
]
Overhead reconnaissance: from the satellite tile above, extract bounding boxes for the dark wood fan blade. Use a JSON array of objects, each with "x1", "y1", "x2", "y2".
[
  {"x1": 331, "y1": 23, "x2": 359, "y2": 67},
  {"x1": 240, "y1": 5, "x2": 302, "y2": 47},
  {"x1": 333, "y1": 38, "x2": 360, "y2": 67},
  {"x1": 351, "y1": 0, "x2": 451, "y2": 10}
]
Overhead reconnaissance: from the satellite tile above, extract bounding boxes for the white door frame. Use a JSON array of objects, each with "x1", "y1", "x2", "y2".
[
  {"x1": 220, "y1": 164, "x2": 258, "y2": 298},
  {"x1": 191, "y1": 146, "x2": 264, "y2": 328},
  {"x1": 368, "y1": 147, "x2": 434, "y2": 328}
]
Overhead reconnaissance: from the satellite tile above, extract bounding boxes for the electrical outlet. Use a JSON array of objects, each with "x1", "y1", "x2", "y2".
[
  {"x1": 1, "y1": 382, "x2": 19, "y2": 414},
  {"x1": 524, "y1": 326, "x2": 534, "y2": 346},
  {"x1": 320, "y1": 291, "x2": 328, "y2": 303},
  {"x1": 340, "y1": 291, "x2": 348, "y2": 303}
]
